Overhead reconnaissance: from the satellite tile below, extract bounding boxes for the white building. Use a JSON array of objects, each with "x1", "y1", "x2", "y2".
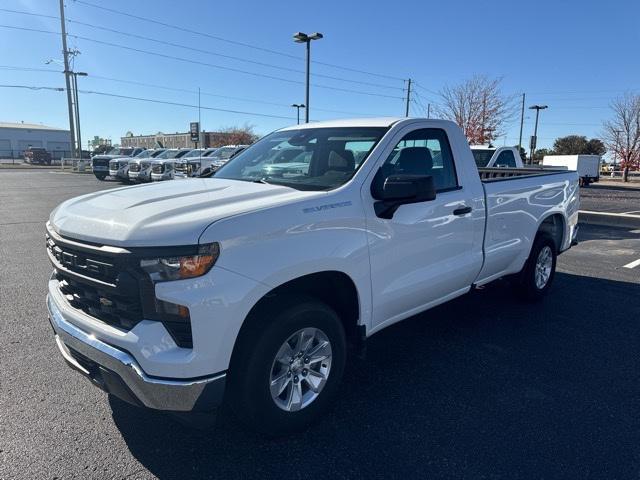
[{"x1": 0, "y1": 122, "x2": 71, "y2": 159}]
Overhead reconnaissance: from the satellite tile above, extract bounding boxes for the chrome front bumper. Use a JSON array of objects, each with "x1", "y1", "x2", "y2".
[{"x1": 47, "y1": 294, "x2": 226, "y2": 412}]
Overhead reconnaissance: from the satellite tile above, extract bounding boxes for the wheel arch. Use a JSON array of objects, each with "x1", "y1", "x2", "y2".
[
  {"x1": 228, "y1": 270, "x2": 361, "y2": 372},
  {"x1": 537, "y1": 213, "x2": 566, "y2": 253}
]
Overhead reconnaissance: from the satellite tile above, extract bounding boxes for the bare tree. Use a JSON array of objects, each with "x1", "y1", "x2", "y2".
[
  {"x1": 435, "y1": 75, "x2": 515, "y2": 145},
  {"x1": 602, "y1": 93, "x2": 640, "y2": 182},
  {"x1": 213, "y1": 123, "x2": 259, "y2": 146}
]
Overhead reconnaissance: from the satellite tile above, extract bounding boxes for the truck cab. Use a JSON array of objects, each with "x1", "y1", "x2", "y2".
[
  {"x1": 197, "y1": 145, "x2": 248, "y2": 177},
  {"x1": 471, "y1": 145, "x2": 524, "y2": 169}
]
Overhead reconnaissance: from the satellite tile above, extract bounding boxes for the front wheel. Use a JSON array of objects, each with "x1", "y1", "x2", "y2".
[
  {"x1": 513, "y1": 234, "x2": 557, "y2": 301},
  {"x1": 227, "y1": 297, "x2": 346, "y2": 435}
]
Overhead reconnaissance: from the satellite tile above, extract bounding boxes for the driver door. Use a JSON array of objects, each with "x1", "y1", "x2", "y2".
[{"x1": 364, "y1": 126, "x2": 483, "y2": 331}]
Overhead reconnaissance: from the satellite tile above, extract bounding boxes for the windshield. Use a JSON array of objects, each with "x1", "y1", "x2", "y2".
[
  {"x1": 214, "y1": 127, "x2": 387, "y2": 191},
  {"x1": 155, "y1": 149, "x2": 178, "y2": 159},
  {"x1": 150, "y1": 149, "x2": 166, "y2": 157},
  {"x1": 210, "y1": 147, "x2": 239, "y2": 160},
  {"x1": 183, "y1": 149, "x2": 203, "y2": 158},
  {"x1": 202, "y1": 149, "x2": 219, "y2": 157},
  {"x1": 107, "y1": 147, "x2": 134, "y2": 156},
  {"x1": 174, "y1": 150, "x2": 191, "y2": 159},
  {"x1": 471, "y1": 149, "x2": 495, "y2": 168},
  {"x1": 134, "y1": 150, "x2": 152, "y2": 158}
]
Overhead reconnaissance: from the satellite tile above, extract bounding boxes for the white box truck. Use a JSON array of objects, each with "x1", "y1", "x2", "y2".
[{"x1": 542, "y1": 155, "x2": 601, "y2": 186}]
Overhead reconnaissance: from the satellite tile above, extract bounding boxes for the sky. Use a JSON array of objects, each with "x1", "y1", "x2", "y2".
[{"x1": 1, "y1": 0, "x2": 639, "y2": 152}]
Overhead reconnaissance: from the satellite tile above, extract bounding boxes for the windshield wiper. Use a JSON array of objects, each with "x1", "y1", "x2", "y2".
[{"x1": 252, "y1": 177, "x2": 270, "y2": 184}]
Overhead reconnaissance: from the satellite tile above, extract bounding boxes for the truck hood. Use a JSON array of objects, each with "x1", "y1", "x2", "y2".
[{"x1": 49, "y1": 179, "x2": 318, "y2": 246}]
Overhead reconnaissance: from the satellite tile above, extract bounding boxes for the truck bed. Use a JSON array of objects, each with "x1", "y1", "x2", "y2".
[
  {"x1": 474, "y1": 168, "x2": 580, "y2": 286},
  {"x1": 478, "y1": 167, "x2": 570, "y2": 182}
]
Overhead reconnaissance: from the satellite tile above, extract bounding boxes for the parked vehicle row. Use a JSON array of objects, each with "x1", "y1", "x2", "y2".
[
  {"x1": 91, "y1": 145, "x2": 248, "y2": 183},
  {"x1": 47, "y1": 118, "x2": 579, "y2": 434}
]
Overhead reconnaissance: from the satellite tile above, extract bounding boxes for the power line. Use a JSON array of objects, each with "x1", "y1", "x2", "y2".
[
  {"x1": 72, "y1": 0, "x2": 406, "y2": 82},
  {"x1": 412, "y1": 82, "x2": 440, "y2": 97},
  {"x1": 1, "y1": 6, "x2": 404, "y2": 90},
  {"x1": 0, "y1": 65, "x2": 389, "y2": 117},
  {"x1": 0, "y1": 84, "x2": 63, "y2": 91},
  {"x1": 66, "y1": 18, "x2": 404, "y2": 91},
  {"x1": 0, "y1": 83, "x2": 299, "y2": 120},
  {"x1": 0, "y1": 24, "x2": 405, "y2": 100}
]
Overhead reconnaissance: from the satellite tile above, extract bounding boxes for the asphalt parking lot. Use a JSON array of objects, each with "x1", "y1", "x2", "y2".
[
  {"x1": 1, "y1": 170, "x2": 639, "y2": 479},
  {"x1": 580, "y1": 181, "x2": 640, "y2": 214}
]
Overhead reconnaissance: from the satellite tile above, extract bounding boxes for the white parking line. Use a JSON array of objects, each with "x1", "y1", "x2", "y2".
[{"x1": 623, "y1": 258, "x2": 640, "y2": 269}]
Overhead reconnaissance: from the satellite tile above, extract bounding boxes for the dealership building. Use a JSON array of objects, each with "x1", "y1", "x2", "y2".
[
  {"x1": 121, "y1": 130, "x2": 245, "y2": 149},
  {"x1": 0, "y1": 122, "x2": 71, "y2": 159}
]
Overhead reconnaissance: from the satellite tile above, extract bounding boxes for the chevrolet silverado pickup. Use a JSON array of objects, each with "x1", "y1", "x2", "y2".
[
  {"x1": 46, "y1": 118, "x2": 579, "y2": 434},
  {"x1": 92, "y1": 147, "x2": 145, "y2": 181}
]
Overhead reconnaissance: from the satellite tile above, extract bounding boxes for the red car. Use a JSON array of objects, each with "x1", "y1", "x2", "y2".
[{"x1": 24, "y1": 147, "x2": 52, "y2": 165}]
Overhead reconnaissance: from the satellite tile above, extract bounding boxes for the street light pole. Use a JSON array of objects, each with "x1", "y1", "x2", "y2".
[
  {"x1": 528, "y1": 104, "x2": 548, "y2": 164},
  {"x1": 291, "y1": 104, "x2": 305, "y2": 125},
  {"x1": 293, "y1": 32, "x2": 323, "y2": 123}
]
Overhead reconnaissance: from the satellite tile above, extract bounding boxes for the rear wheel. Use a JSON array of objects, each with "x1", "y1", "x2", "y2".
[
  {"x1": 513, "y1": 234, "x2": 557, "y2": 301},
  {"x1": 228, "y1": 296, "x2": 346, "y2": 435}
]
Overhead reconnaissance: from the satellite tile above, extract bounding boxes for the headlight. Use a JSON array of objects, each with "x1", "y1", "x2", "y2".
[{"x1": 140, "y1": 243, "x2": 220, "y2": 282}]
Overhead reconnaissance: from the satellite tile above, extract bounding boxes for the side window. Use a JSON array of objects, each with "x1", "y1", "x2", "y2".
[
  {"x1": 380, "y1": 128, "x2": 458, "y2": 192},
  {"x1": 494, "y1": 150, "x2": 516, "y2": 168}
]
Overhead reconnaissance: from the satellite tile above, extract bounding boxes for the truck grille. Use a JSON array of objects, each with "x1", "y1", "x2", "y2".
[
  {"x1": 93, "y1": 159, "x2": 108, "y2": 168},
  {"x1": 46, "y1": 229, "x2": 193, "y2": 348},
  {"x1": 56, "y1": 274, "x2": 142, "y2": 330}
]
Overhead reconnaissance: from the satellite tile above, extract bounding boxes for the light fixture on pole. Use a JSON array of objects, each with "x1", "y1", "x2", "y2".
[
  {"x1": 293, "y1": 32, "x2": 323, "y2": 123},
  {"x1": 528, "y1": 104, "x2": 548, "y2": 164},
  {"x1": 291, "y1": 104, "x2": 306, "y2": 125}
]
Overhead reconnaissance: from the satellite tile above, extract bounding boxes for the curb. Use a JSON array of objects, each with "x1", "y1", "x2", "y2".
[{"x1": 579, "y1": 210, "x2": 640, "y2": 229}]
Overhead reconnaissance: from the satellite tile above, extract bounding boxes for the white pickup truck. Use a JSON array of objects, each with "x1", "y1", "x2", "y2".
[
  {"x1": 470, "y1": 145, "x2": 525, "y2": 168},
  {"x1": 46, "y1": 118, "x2": 579, "y2": 434}
]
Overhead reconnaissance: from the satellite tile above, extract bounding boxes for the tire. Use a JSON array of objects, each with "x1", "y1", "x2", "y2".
[
  {"x1": 94, "y1": 173, "x2": 107, "y2": 181},
  {"x1": 513, "y1": 233, "x2": 557, "y2": 301},
  {"x1": 227, "y1": 296, "x2": 346, "y2": 435}
]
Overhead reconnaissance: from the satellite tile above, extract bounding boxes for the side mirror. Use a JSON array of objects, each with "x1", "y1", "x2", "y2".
[{"x1": 373, "y1": 173, "x2": 436, "y2": 219}]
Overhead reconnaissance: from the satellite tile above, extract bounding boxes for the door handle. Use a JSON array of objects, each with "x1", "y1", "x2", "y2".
[{"x1": 453, "y1": 206, "x2": 472, "y2": 216}]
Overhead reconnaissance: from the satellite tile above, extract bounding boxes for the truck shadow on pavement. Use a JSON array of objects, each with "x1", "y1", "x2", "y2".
[{"x1": 110, "y1": 272, "x2": 640, "y2": 479}]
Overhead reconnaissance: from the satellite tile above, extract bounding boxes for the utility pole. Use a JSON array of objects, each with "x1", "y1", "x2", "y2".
[
  {"x1": 198, "y1": 87, "x2": 201, "y2": 148},
  {"x1": 518, "y1": 93, "x2": 525, "y2": 153},
  {"x1": 59, "y1": 0, "x2": 76, "y2": 158},
  {"x1": 405, "y1": 78, "x2": 412, "y2": 117},
  {"x1": 427, "y1": 103, "x2": 431, "y2": 119},
  {"x1": 70, "y1": 72, "x2": 87, "y2": 159},
  {"x1": 72, "y1": 73, "x2": 80, "y2": 158}
]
